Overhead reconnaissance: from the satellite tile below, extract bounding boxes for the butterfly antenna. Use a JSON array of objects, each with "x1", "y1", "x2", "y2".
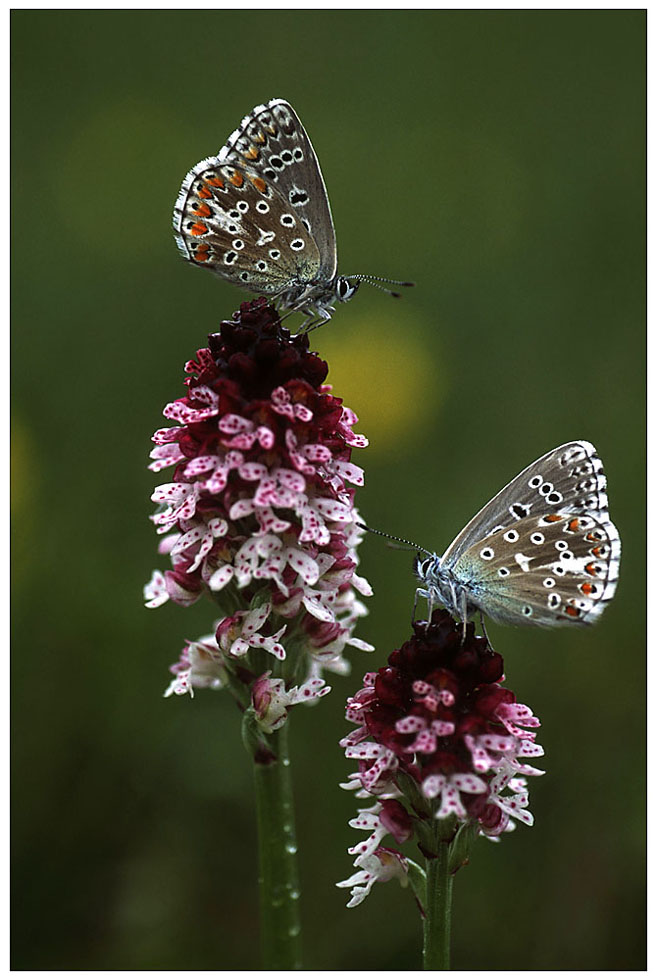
[
  {"x1": 348, "y1": 275, "x2": 415, "y2": 299},
  {"x1": 356, "y1": 521, "x2": 432, "y2": 556}
]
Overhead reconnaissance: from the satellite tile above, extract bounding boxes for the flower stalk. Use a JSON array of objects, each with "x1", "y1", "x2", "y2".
[
  {"x1": 423, "y1": 841, "x2": 453, "y2": 970},
  {"x1": 252, "y1": 724, "x2": 302, "y2": 970}
]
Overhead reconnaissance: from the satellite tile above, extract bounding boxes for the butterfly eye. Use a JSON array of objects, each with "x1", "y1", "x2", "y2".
[{"x1": 337, "y1": 278, "x2": 359, "y2": 302}]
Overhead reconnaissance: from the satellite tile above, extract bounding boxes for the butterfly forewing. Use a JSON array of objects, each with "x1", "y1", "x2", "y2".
[
  {"x1": 218, "y1": 99, "x2": 338, "y2": 280},
  {"x1": 173, "y1": 160, "x2": 322, "y2": 292},
  {"x1": 441, "y1": 441, "x2": 610, "y2": 566},
  {"x1": 450, "y1": 511, "x2": 620, "y2": 627}
]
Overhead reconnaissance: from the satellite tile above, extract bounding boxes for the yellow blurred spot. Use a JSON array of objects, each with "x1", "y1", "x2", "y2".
[
  {"x1": 317, "y1": 313, "x2": 446, "y2": 454},
  {"x1": 11, "y1": 418, "x2": 36, "y2": 516}
]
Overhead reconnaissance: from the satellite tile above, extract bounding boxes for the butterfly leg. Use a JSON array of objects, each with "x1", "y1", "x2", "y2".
[
  {"x1": 426, "y1": 589, "x2": 435, "y2": 631},
  {"x1": 413, "y1": 587, "x2": 431, "y2": 629},
  {"x1": 447, "y1": 580, "x2": 466, "y2": 643},
  {"x1": 479, "y1": 612, "x2": 492, "y2": 649},
  {"x1": 303, "y1": 306, "x2": 334, "y2": 335}
]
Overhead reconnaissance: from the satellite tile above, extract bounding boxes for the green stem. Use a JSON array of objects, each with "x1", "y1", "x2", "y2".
[
  {"x1": 252, "y1": 723, "x2": 302, "y2": 969},
  {"x1": 423, "y1": 841, "x2": 453, "y2": 970}
]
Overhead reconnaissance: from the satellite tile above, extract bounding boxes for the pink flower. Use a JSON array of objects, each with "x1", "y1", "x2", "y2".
[
  {"x1": 163, "y1": 632, "x2": 227, "y2": 699},
  {"x1": 336, "y1": 846, "x2": 409, "y2": 908},
  {"x1": 252, "y1": 671, "x2": 330, "y2": 734},
  {"x1": 145, "y1": 299, "x2": 373, "y2": 717},
  {"x1": 339, "y1": 610, "x2": 545, "y2": 903}
]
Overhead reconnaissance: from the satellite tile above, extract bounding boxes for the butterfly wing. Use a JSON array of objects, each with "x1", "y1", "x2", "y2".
[
  {"x1": 173, "y1": 159, "x2": 322, "y2": 293},
  {"x1": 450, "y1": 511, "x2": 620, "y2": 626},
  {"x1": 218, "y1": 98, "x2": 338, "y2": 281},
  {"x1": 441, "y1": 441, "x2": 610, "y2": 565}
]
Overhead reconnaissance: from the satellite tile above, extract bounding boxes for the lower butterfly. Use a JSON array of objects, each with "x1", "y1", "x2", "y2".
[
  {"x1": 361, "y1": 441, "x2": 620, "y2": 637},
  {"x1": 173, "y1": 97, "x2": 413, "y2": 330}
]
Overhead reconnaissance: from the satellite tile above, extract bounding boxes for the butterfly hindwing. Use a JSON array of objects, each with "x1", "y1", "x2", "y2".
[
  {"x1": 173, "y1": 160, "x2": 322, "y2": 292},
  {"x1": 450, "y1": 511, "x2": 620, "y2": 627}
]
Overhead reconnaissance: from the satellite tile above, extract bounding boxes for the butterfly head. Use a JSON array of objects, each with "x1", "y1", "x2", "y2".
[{"x1": 414, "y1": 552, "x2": 440, "y2": 583}]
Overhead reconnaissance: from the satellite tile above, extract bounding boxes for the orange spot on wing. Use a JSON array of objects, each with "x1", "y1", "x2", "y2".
[
  {"x1": 189, "y1": 222, "x2": 208, "y2": 237},
  {"x1": 585, "y1": 562, "x2": 600, "y2": 576},
  {"x1": 197, "y1": 185, "x2": 212, "y2": 199},
  {"x1": 250, "y1": 175, "x2": 267, "y2": 193},
  {"x1": 565, "y1": 604, "x2": 580, "y2": 617},
  {"x1": 192, "y1": 202, "x2": 211, "y2": 218},
  {"x1": 253, "y1": 130, "x2": 266, "y2": 144},
  {"x1": 545, "y1": 514, "x2": 564, "y2": 523},
  {"x1": 568, "y1": 518, "x2": 580, "y2": 532},
  {"x1": 206, "y1": 177, "x2": 224, "y2": 188},
  {"x1": 591, "y1": 546, "x2": 602, "y2": 557},
  {"x1": 230, "y1": 171, "x2": 244, "y2": 188},
  {"x1": 194, "y1": 250, "x2": 210, "y2": 262},
  {"x1": 580, "y1": 582, "x2": 594, "y2": 595},
  {"x1": 243, "y1": 146, "x2": 260, "y2": 161}
]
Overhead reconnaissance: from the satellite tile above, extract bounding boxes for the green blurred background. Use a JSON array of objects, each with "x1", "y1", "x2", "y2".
[{"x1": 11, "y1": 9, "x2": 645, "y2": 970}]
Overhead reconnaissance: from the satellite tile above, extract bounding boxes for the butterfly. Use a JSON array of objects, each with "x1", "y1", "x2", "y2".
[
  {"x1": 362, "y1": 441, "x2": 621, "y2": 635},
  {"x1": 173, "y1": 98, "x2": 413, "y2": 329}
]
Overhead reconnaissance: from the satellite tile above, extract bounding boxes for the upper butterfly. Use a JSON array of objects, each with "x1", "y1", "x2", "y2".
[
  {"x1": 173, "y1": 98, "x2": 413, "y2": 329},
  {"x1": 362, "y1": 441, "x2": 621, "y2": 632}
]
